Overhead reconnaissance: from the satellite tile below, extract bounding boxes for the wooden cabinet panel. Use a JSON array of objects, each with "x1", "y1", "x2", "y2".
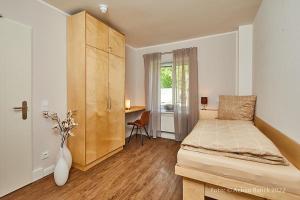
[
  {"x1": 85, "y1": 46, "x2": 110, "y2": 164},
  {"x1": 108, "y1": 54, "x2": 125, "y2": 149},
  {"x1": 67, "y1": 11, "x2": 86, "y2": 166},
  {"x1": 109, "y1": 28, "x2": 125, "y2": 58},
  {"x1": 86, "y1": 13, "x2": 108, "y2": 51}
]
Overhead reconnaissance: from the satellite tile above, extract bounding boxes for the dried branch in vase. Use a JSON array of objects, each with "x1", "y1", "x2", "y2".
[{"x1": 43, "y1": 110, "x2": 78, "y2": 147}]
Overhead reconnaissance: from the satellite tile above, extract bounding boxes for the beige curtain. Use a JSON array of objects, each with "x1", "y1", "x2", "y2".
[
  {"x1": 144, "y1": 53, "x2": 162, "y2": 138},
  {"x1": 173, "y1": 47, "x2": 199, "y2": 141}
]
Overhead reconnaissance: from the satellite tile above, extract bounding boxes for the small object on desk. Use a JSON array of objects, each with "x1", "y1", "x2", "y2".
[
  {"x1": 125, "y1": 106, "x2": 145, "y2": 114},
  {"x1": 201, "y1": 97, "x2": 208, "y2": 110},
  {"x1": 125, "y1": 99, "x2": 131, "y2": 110}
]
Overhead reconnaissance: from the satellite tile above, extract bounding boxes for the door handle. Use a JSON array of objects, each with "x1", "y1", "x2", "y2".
[{"x1": 13, "y1": 101, "x2": 28, "y2": 120}]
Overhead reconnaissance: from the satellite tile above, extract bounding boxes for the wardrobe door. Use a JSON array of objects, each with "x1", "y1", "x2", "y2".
[
  {"x1": 108, "y1": 28, "x2": 125, "y2": 58},
  {"x1": 108, "y1": 54, "x2": 125, "y2": 149},
  {"x1": 86, "y1": 13, "x2": 109, "y2": 51},
  {"x1": 85, "y1": 46, "x2": 110, "y2": 164}
]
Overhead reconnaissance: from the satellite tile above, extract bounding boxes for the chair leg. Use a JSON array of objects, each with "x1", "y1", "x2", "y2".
[
  {"x1": 136, "y1": 126, "x2": 138, "y2": 138},
  {"x1": 144, "y1": 127, "x2": 151, "y2": 139},
  {"x1": 140, "y1": 128, "x2": 143, "y2": 145},
  {"x1": 128, "y1": 125, "x2": 135, "y2": 144}
]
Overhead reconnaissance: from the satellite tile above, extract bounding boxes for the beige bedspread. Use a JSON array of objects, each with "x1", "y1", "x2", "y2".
[{"x1": 181, "y1": 120, "x2": 288, "y2": 165}]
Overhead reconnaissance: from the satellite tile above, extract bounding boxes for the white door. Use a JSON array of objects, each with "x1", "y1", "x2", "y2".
[{"x1": 0, "y1": 17, "x2": 32, "y2": 197}]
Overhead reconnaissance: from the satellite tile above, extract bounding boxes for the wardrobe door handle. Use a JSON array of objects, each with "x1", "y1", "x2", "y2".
[
  {"x1": 109, "y1": 97, "x2": 112, "y2": 110},
  {"x1": 107, "y1": 97, "x2": 109, "y2": 110}
]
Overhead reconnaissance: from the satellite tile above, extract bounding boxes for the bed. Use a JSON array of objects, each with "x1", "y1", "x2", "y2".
[{"x1": 175, "y1": 119, "x2": 300, "y2": 200}]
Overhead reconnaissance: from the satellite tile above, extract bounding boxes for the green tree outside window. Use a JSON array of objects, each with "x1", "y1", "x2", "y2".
[{"x1": 160, "y1": 66, "x2": 172, "y2": 88}]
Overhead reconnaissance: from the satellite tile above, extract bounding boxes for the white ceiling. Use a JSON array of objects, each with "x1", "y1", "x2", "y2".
[{"x1": 45, "y1": 0, "x2": 262, "y2": 48}]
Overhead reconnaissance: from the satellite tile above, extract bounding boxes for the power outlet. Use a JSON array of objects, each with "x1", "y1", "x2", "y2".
[{"x1": 40, "y1": 151, "x2": 49, "y2": 160}]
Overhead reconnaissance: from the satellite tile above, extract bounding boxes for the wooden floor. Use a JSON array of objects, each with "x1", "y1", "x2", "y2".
[{"x1": 2, "y1": 137, "x2": 182, "y2": 200}]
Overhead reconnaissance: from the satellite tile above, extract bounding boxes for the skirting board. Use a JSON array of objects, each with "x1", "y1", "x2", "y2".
[
  {"x1": 32, "y1": 164, "x2": 55, "y2": 182},
  {"x1": 160, "y1": 132, "x2": 175, "y2": 140},
  {"x1": 254, "y1": 116, "x2": 300, "y2": 170}
]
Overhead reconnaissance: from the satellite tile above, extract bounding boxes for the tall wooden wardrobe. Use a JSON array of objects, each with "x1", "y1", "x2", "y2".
[{"x1": 67, "y1": 11, "x2": 125, "y2": 171}]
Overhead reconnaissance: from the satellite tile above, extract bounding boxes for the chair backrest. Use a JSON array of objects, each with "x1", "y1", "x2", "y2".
[{"x1": 139, "y1": 111, "x2": 150, "y2": 126}]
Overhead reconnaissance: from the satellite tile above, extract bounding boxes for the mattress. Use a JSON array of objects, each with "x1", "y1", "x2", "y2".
[
  {"x1": 177, "y1": 148, "x2": 300, "y2": 195},
  {"x1": 182, "y1": 119, "x2": 287, "y2": 165}
]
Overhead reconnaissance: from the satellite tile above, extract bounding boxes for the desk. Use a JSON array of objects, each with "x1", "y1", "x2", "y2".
[{"x1": 125, "y1": 106, "x2": 145, "y2": 114}]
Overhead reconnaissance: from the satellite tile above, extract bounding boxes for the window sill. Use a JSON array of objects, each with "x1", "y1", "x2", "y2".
[{"x1": 161, "y1": 111, "x2": 174, "y2": 114}]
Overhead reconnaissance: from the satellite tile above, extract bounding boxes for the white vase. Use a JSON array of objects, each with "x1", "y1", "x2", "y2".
[
  {"x1": 54, "y1": 148, "x2": 69, "y2": 186},
  {"x1": 62, "y1": 142, "x2": 72, "y2": 170}
]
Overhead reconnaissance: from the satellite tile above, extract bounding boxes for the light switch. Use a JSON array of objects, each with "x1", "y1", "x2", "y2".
[{"x1": 41, "y1": 100, "x2": 49, "y2": 112}]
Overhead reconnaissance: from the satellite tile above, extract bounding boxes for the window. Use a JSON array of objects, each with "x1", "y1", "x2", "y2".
[{"x1": 160, "y1": 63, "x2": 173, "y2": 112}]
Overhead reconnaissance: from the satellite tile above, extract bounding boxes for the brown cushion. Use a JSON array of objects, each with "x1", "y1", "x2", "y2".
[{"x1": 218, "y1": 95, "x2": 257, "y2": 121}]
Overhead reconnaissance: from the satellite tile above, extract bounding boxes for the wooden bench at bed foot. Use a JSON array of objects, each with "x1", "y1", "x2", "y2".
[{"x1": 183, "y1": 178, "x2": 266, "y2": 200}]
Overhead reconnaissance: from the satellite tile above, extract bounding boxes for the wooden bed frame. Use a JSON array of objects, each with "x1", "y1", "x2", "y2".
[
  {"x1": 175, "y1": 165, "x2": 300, "y2": 200},
  {"x1": 175, "y1": 116, "x2": 300, "y2": 200}
]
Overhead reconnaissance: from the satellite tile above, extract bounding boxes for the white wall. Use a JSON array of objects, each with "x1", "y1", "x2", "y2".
[
  {"x1": 125, "y1": 45, "x2": 138, "y2": 104},
  {"x1": 124, "y1": 45, "x2": 143, "y2": 137},
  {"x1": 125, "y1": 32, "x2": 237, "y2": 109},
  {"x1": 238, "y1": 24, "x2": 253, "y2": 95},
  {"x1": 253, "y1": 0, "x2": 300, "y2": 142},
  {"x1": 0, "y1": 0, "x2": 67, "y2": 179}
]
